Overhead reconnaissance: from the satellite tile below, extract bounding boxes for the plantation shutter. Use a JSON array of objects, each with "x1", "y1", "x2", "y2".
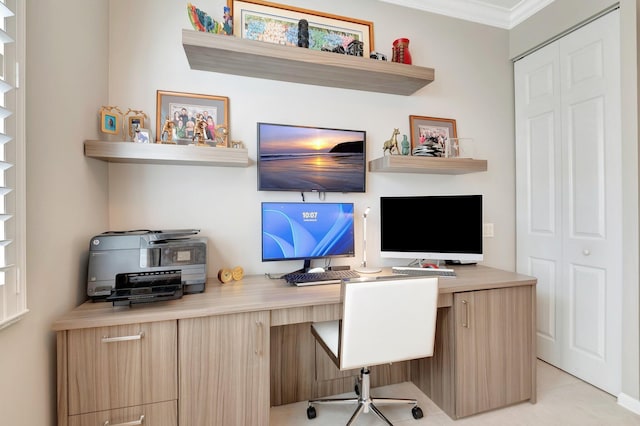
[{"x1": 0, "y1": 0, "x2": 26, "y2": 330}]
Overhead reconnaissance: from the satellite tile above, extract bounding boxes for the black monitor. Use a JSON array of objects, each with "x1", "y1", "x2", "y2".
[
  {"x1": 261, "y1": 202, "x2": 355, "y2": 271},
  {"x1": 380, "y1": 195, "x2": 483, "y2": 263}
]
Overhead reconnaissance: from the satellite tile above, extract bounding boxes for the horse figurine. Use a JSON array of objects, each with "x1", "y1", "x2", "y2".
[{"x1": 383, "y1": 128, "x2": 400, "y2": 155}]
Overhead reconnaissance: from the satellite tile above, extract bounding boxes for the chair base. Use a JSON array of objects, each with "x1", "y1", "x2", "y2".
[{"x1": 307, "y1": 367, "x2": 424, "y2": 425}]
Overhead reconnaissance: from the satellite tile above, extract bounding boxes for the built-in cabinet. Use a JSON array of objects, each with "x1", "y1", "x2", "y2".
[
  {"x1": 59, "y1": 320, "x2": 178, "y2": 426},
  {"x1": 411, "y1": 286, "x2": 536, "y2": 419},
  {"x1": 453, "y1": 287, "x2": 535, "y2": 417},
  {"x1": 178, "y1": 311, "x2": 270, "y2": 426}
]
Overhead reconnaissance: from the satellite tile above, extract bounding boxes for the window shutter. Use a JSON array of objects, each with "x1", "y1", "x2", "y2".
[{"x1": 0, "y1": 0, "x2": 26, "y2": 330}]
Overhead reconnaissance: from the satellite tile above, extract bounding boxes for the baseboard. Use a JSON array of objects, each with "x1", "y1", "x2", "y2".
[{"x1": 618, "y1": 392, "x2": 640, "y2": 415}]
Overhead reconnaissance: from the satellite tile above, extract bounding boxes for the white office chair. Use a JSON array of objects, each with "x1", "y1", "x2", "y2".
[{"x1": 307, "y1": 276, "x2": 439, "y2": 425}]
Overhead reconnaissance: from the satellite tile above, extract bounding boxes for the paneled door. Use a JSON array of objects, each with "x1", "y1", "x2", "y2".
[{"x1": 515, "y1": 9, "x2": 621, "y2": 395}]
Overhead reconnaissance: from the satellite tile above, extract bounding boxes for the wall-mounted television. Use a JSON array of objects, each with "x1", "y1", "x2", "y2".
[
  {"x1": 257, "y1": 122, "x2": 366, "y2": 193},
  {"x1": 261, "y1": 202, "x2": 355, "y2": 271},
  {"x1": 380, "y1": 195, "x2": 483, "y2": 263}
]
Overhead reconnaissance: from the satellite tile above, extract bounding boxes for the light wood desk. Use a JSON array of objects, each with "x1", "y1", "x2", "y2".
[{"x1": 53, "y1": 265, "x2": 536, "y2": 426}]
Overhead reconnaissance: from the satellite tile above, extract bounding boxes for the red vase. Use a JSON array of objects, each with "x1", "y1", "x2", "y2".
[{"x1": 392, "y1": 38, "x2": 412, "y2": 64}]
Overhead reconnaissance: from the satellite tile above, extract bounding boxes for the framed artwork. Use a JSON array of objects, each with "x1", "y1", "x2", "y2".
[
  {"x1": 228, "y1": 0, "x2": 374, "y2": 54},
  {"x1": 409, "y1": 115, "x2": 457, "y2": 152},
  {"x1": 156, "y1": 90, "x2": 229, "y2": 145},
  {"x1": 99, "y1": 106, "x2": 122, "y2": 135}
]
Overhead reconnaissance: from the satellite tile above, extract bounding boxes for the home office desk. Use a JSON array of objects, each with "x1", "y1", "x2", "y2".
[{"x1": 53, "y1": 265, "x2": 536, "y2": 426}]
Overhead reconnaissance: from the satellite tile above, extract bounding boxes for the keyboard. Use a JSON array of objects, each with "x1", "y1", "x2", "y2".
[
  {"x1": 283, "y1": 270, "x2": 360, "y2": 286},
  {"x1": 391, "y1": 266, "x2": 457, "y2": 277}
]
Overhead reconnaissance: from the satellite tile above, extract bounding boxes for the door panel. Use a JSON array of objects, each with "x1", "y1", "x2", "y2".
[{"x1": 516, "y1": 9, "x2": 621, "y2": 395}]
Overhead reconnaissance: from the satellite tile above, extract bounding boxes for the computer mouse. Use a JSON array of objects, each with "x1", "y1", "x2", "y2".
[
  {"x1": 307, "y1": 267, "x2": 325, "y2": 273},
  {"x1": 422, "y1": 263, "x2": 439, "y2": 269}
]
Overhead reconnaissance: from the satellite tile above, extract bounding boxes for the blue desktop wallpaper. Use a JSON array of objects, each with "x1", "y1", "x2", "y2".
[{"x1": 262, "y1": 203, "x2": 355, "y2": 261}]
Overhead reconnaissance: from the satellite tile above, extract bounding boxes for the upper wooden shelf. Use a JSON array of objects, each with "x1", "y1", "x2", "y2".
[
  {"x1": 84, "y1": 140, "x2": 249, "y2": 167},
  {"x1": 369, "y1": 155, "x2": 487, "y2": 174},
  {"x1": 182, "y1": 30, "x2": 435, "y2": 95}
]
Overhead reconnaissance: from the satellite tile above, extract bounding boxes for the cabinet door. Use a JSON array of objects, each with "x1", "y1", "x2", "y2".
[
  {"x1": 67, "y1": 320, "x2": 177, "y2": 415},
  {"x1": 179, "y1": 311, "x2": 270, "y2": 426},
  {"x1": 454, "y1": 286, "x2": 535, "y2": 418},
  {"x1": 68, "y1": 400, "x2": 177, "y2": 426}
]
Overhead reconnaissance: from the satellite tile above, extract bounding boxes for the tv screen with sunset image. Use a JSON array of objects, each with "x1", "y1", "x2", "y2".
[{"x1": 257, "y1": 122, "x2": 366, "y2": 192}]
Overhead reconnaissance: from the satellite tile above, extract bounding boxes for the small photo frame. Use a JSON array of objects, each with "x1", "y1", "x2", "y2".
[
  {"x1": 134, "y1": 128, "x2": 152, "y2": 144},
  {"x1": 156, "y1": 90, "x2": 229, "y2": 145},
  {"x1": 123, "y1": 109, "x2": 148, "y2": 140},
  {"x1": 100, "y1": 107, "x2": 121, "y2": 135},
  {"x1": 409, "y1": 115, "x2": 457, "y2": 152}
]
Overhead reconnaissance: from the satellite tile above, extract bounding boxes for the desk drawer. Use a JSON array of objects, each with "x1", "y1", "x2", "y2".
[
  {"x1": 67, "y1": 320, "x2": 177, "y2": 415},
  {"x1": 68, "y1": 400, "x2": 177, "y2": 426},
  {"x1": 271, "y1": 304, "x2": 341, "y2": 326}
]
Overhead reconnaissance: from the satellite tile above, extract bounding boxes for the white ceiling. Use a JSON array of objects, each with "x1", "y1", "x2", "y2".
[{"x1": 379, "y1": 0, "x2": 556, "y2": 29}]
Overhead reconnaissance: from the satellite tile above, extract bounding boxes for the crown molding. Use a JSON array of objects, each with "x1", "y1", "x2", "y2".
[{"x1": 378, "y1": 0, "x2": 556, "y2": 29}]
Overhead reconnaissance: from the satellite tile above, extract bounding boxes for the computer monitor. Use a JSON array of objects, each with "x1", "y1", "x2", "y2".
[
  {"x1": 261, "y1": 202, "x2": 355, "y2": 271},
  {"x1": 380, "y1": 195, "x2": 483, "y2": 263}
]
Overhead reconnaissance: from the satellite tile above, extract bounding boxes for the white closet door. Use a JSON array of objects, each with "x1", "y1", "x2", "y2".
[{"x1": 515, "y1": 9, "x2": 621, "y2": 395}]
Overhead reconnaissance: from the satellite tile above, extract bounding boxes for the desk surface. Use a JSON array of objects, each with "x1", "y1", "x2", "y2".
[{"x1": 53, "y1": 265, "x2": 536, "y2": 331}]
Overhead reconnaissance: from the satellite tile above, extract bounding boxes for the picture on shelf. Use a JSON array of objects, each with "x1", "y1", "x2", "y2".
[
  {"x1": 156, "y1": 90, "x2": 229, "y2": 146},
  {"x1": 409, "y1": 115, "x2": 457, "y2": 156},
  {"x1": 228, "y1": 0, "x2": 374, "y2": 54},
  {"x1": 99, "y1": 106, "x2": 122, "y2": 135},
  {"x1": 134, "y1": 128, "x2": 151, "y2": 144}
]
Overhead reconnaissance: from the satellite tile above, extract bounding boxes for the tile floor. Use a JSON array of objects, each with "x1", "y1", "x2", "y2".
[{"x1": 270, "y1": 360, "x2": 640, "y2": 425}]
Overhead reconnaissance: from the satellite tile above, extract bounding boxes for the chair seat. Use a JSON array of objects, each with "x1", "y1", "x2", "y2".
[{"x1": 311, "y1": 320, "x2": 339, "y2": 358}]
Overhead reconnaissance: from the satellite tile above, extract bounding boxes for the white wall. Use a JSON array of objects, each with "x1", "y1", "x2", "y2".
[
  {"x1": 107, "y1": 0, "x2": 515, "y2": 276},
  {"x1": 0, "y1": 1, "x2": 109, "y2": 425}
]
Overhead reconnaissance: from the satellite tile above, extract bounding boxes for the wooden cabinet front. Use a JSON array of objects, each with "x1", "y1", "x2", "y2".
[
  {"x1": 66, "y1": 320, "x2": 177, "y2": 416},
  {"x1": 454, "y1": 286, "x2": 535, "y2": 417},
  {"x1": 178, "y1": 311, "x2": 270, "y2": 426},
  {"x1": 68, "y1": 400, "x2": 177, "y2": 426}
]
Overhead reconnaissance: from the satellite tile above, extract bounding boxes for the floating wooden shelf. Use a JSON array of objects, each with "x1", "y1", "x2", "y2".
[
  {"x1": 369, "y1": 155, "x2": 487, "y2": 174},
  {"x1": 84, "y1": 140, "x2": 250, "y2": 167},
  {"x1": 182, "y1": 30, "x2": 435, "y2": 95}
]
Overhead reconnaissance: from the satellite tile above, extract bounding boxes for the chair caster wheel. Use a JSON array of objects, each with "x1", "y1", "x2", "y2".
[
  {"x1": 307, "y1": 406, "x2": 317, "y2": 419},
  {"x1": 412, "y1": 406, "x2": 424, "y2": 419}
]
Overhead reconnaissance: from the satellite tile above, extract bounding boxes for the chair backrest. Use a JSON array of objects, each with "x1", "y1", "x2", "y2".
[{"x1": 339, "y1": 276, "x2": 439, "y2": 370}]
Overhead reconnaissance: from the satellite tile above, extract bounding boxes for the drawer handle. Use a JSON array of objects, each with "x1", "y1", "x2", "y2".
[
  {"x1": 103, "y1": 414, "x2": 145, "y2": 425},
  {"x1": 101, "y1": 331, "x2": 144, "y2": 343},
  {"x1": 462, "y1": 300, "x2": 469, "y2": 328}
]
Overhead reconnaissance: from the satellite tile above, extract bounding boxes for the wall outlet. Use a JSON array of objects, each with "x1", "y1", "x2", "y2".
[{"x1": 483, "y1": 223, "x2": 494, "y2": 238}]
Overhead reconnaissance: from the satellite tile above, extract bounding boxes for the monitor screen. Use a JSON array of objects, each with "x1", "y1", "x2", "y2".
[
  {"x1": 380, "y1": 195, "x2": 483, "y2": 262},
  {"x1": 257, "y1": 122, "x2": 366, "y2": 193},
  {"x1": 261, "y1": 202, "x2": 355, "y2": 262}
]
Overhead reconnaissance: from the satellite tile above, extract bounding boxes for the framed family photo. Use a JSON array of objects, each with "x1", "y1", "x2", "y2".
[
  {"x1": 228, "y1": 0, "x2": 374, "y2": 54},
  {"x1": 409, "y1": 115, "x2": 457, "y2": 152},
  {"x1": 156, "y1": 90, "x2": 229, "y2": 146}
]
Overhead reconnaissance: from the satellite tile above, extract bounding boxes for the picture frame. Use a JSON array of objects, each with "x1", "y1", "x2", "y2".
[
  {"x1": 134, "y1": 128, "x2": 152, "y2": 144},
  {"x1": 123, "y1": 108, "x2": 148, "y2": 140},
  {"x1": 99, "y1": 106, "x2": 122, "y2": 135},
  {"x1": 228, "y1": 0, "x2": 374, "y2": 54},
  {"x1": 156, "y1": 90, "x2": 229, "y2": 145},
  {"x1": 409, "y1": 115, "x2": 457, "y2": 153}
]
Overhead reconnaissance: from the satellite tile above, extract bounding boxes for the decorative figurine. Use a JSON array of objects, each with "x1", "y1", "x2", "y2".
[
  {"x1": 391, "y1": 38, "x2": 412, "y2": 64},
  {"x1": 370, "y1": 51, "x2": 387, "y2": 60},
  {"x1": 192, "y1": 113, "x2": 208, "y2": 146},
  {"x1": 346, "y1": 40, "x2": 364, "y2": 56},
  {"x1": 223, "y1": 6, "x2": 233, "y2": 35},
  {"x1": 212, "y1": 125, "x2": 228, "y2": 147},
  {"x1": 298, "y1": 19, "x2": 309, "y2": 48},
  {"x1": 383, "y1": 128, "x2": 400, "y2": 155},
  {"x1": 401, "y1": 134, "x2": 410, "y2": 155},
  {"x1": 231, "y1": 140, "x2": 244, "y2": 149},
  {"x1": 161, "y1": 115, "x2": 176, "y2": 144}
]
